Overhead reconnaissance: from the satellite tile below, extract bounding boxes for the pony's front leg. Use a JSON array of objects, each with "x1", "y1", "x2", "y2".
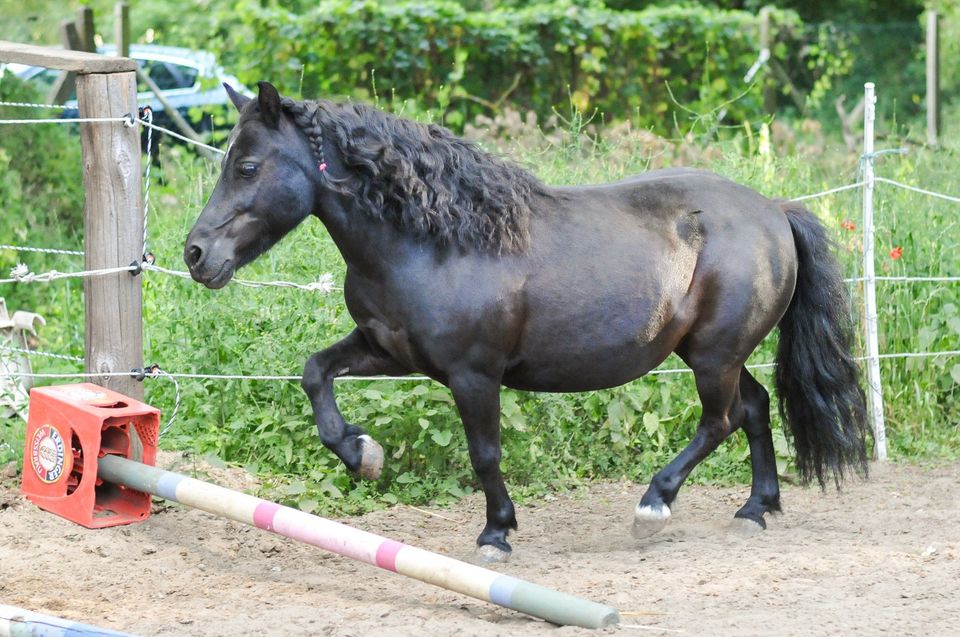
[
  {"x1": 301, "y1": 329, "x2": 408, "y2": 479},
  {"x1": 448, "y1": 371, "x2": 517, "y2": 562}
]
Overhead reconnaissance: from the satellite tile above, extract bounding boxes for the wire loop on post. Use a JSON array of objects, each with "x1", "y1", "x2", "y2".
[
  {"x1": 140, "y1": 107, "x2": 154, "y2": 256},
  {"x1": 128, "y1": 364, "x2": 181, "y2": 437}
]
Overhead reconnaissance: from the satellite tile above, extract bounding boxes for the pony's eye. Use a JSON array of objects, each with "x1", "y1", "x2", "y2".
[{"x1": 238, "y1": 162, "x2": 258, "y2": 177}]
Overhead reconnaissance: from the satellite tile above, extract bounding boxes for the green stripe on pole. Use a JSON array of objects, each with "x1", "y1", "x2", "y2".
[{"x1": 510, "y1": 579, "x2": 618, "y2": 628}]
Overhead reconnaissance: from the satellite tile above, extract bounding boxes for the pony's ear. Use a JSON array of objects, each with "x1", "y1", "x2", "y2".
[
  {"x1": 223, "y1": 83, "x2": 250, "y2": 111},
  {"x1": 257, "y1": 81, "x2": 282, "y2": 129}
]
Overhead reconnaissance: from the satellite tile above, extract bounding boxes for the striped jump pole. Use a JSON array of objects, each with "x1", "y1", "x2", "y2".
[
  {"x1": 0, "y1": 604, "x2": 139, "y2": 637},
  {"x1": 96, "y1": 454, "x2": 620, "y2": 629}
]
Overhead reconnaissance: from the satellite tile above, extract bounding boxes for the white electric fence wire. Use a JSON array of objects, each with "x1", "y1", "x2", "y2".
[
  {"x1": 0, "y1": 263, "x2": 138, "y2": 284},
  {"x1": 874, "y1": 350, "x2": 960, "y2": 360},
  {"x1": 0, "y1": 100, "x2": 75, "y2": 110},
  {"x1": 0, "y1": 260, "x2": 338, "y2": 293},
  {"x1": 0, "y1": 116, "x2": 128, "y2": 125},
  {"x1": 0, "y1": 371, "x2": 142, "y2": 379},
  {"x1": 847, "y1": 276, "x2": 960, "y2": 283},
  {"x1": 790, "y1": 181, "x2": 866, "y2": 202},
  {"x1": 1, "y1": 352, "x2": 955, "y2": 386},
  {"x1": 139, "y1": 118, "x2": 225, "y2": 155},
  {"x1": 0, "y1": 244, "x2": 83, "y2": 256},
  {"x1": 0, "y1": 344, "x2": 84, "y2": 363},
  {"x1": 143, "y1": 263, "x2": 340, "y2": 292},
  {"x1": 875, "y1": 177, "x2": 960, "y2": 205},
  {"x1": 0, "y1": 101, "x2": 224, "y2": 155}
]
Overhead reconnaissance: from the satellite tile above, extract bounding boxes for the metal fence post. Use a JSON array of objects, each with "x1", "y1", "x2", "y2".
[
  {"x1": 861, "y1": 82, "x2": 887, "y2": 461},
  {"x1": 926, "y1": 11, "x2": 940, "y2": 147}
]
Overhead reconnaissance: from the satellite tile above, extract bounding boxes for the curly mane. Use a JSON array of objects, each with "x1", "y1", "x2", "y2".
[{"x1": 280, "y1": 98, "x2": 547, "y2": 253}]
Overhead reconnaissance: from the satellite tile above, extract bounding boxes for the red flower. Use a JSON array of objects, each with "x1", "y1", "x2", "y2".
[
  {"x1": 840, "y1": 219, "x2": 855, "y2": 231},
  {"x1": 889, "y1": 246, "x2": 903, "y2": 260}
]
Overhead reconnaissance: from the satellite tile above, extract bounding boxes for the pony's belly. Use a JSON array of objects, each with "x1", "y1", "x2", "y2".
[
  {"x1": 501, "y1": 341, "x2": 674, "y2": 392},
  {"x1": 500, "y1": 287, "x2": 692, "y2": 392}
]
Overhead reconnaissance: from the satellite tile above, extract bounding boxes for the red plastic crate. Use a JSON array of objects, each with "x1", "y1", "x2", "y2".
[{"x1": 21, "y1": 383, "x2": 160, "y2": 528}]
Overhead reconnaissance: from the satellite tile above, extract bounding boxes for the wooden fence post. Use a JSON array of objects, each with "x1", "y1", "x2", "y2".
[
  {"x1": 115, "y1": 3, "x2": 130, "y2": 58},
  {"x1": 926, "y1": 11, "x2": 940, "y2": 147},
  {"x1": 48, "y1": 21, "x2": 82, "y2": 104},
  {"x1": 0, "y1": 41, "x2": 141, "y2": 397},
  {"x1": 77, "y1": 7, "x2": 96, "y2": 53},
  {"x1": 77, "y1": 71, "x2": 144, "y2": 400},
  {"x1": 759, "y1": 6, "x2": 776, "y2": 115}
]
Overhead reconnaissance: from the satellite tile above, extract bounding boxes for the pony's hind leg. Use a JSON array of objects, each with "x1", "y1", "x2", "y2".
[
  {"x1": 731, "y1": 368, "x2": 781, "y2": 532},
  {"x1": 632, "y1": 364, "x2": 743, "y2": 539},
  {"x1": 301, "y1": 328, "x2": 408, "y2": 479}
]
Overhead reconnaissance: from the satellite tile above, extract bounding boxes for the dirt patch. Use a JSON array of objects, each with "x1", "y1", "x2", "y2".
[{"x1": 1, "y1": 460, "x2": 957, "y2": 636}]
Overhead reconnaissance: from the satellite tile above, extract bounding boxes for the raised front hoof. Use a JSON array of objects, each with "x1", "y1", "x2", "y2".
[
  {"x1": 357, "y1": 435, "x2": 384, "y2": 480},
  {"x1": 631, "y1": 503, "x2": 671, "y2": 539},
  {"x1": 729, "y1": 514, "x2": 766, "y2": 536},
  {"x1": 475, "y1": 544, "x2": 512, "y2": 564}
]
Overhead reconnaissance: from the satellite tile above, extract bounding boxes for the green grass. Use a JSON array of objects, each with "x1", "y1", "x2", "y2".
[{"x1": 2, "y1": 115, "x2": 959, "y2": 515}]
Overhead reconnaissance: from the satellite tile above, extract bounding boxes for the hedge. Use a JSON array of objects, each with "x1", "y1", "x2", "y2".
[{"x1": 200, "y1": 0, "x2": 801, "y2": 133}]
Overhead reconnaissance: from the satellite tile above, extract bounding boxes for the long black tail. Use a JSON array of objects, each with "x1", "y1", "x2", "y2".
[{"x1": 776, "y1": 204, "x2": 870, "y2": 488}]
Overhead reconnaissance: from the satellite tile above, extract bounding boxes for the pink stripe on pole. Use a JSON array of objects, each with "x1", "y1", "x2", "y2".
[
  {"x1": 253, "y1": 501, "x2": 280, "y2": 530},
  {"x1": 375, "y1": 540, "x2": 404, "y2": 572},
  {"x1": 271, "y1": 507, "x2": 383, "y2": 565}
]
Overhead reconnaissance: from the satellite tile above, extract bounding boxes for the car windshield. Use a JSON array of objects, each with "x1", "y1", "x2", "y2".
[
  {"x1": 138, "y1": 59, "x2": 199, "y2": 91},
  {"x1": 12, "y1": 55, "x2": 200, "y2": 101}
]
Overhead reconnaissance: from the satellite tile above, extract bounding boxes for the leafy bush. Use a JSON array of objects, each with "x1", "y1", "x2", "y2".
[
  {"x1": 154, "y1": 0, "x2": 802, "y2": 136},
  {"x1": 0, "y1": 73, "x2": 85, "y2": 351},
  {"x1": 0, "y1": 73, "x2": 87, "y2": 467}
]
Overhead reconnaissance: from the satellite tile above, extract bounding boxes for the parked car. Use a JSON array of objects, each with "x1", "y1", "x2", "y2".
[{"x1": 6, "y1": 44, "x2": 251, "y2": 147}]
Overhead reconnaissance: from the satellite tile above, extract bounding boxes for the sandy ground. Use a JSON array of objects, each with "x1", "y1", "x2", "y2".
[{"x1": 1, "y1": 457, "x2": 958, "y2": 637}]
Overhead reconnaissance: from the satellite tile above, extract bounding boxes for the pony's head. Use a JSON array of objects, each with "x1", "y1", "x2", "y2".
[
  {"x1": 184, "y1": 81, "x2": 318, "y2": 288},
  {"x1": 186, "y1": 80, "x2": 547, "y2": 288}
]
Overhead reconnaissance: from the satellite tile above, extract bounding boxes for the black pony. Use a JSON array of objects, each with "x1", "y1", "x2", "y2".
[{"x1": 185, "y1": 82, "x2": 869, "y2": 561}]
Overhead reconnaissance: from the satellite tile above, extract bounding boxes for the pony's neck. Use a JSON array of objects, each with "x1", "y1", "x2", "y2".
[
  {"x1": 311, "y1": 145, "x2": 413, "y2": 278},
  {"x1": 318, "y1": 193, "x2": 411, "y2": 276}
]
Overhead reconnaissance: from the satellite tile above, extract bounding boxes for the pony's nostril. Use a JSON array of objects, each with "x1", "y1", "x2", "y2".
[{"x1": 186, "y1": 244, "x2": 203, "y2": 268}]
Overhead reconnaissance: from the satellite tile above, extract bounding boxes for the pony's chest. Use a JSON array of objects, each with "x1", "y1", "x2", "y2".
[{"x1": 343, "y1": 279, "x2": 431, "y2": 369}]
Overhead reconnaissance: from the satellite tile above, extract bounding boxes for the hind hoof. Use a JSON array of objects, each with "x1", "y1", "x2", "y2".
[
  {"x1": 729, "y1": 516, "x2": 766, "y2": 537},
  {"x1": 357, "y1": 435, "x2": 384, "y2": 480},
  {"x1": 632, "y1": 503, "x2": 671, "y2": 539},
  {"x1": 476, "y1": 544, "x2": 511, "y2": 564}
]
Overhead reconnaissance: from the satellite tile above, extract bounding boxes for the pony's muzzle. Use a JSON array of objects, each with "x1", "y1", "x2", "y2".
[{"x1": 183, "y1": 235, "x2": 233, "y2": 289}]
